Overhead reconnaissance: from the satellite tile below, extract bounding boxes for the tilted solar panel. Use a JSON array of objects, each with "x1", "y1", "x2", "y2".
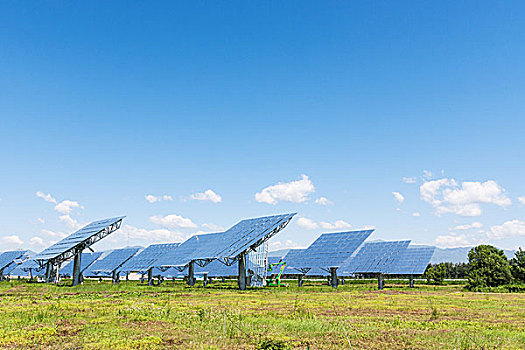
[
  {"x1": 85, "y1": 247, "x2": 140, "y2": 277},
  {"x1": 60, "y1": 252, "x2": 102, "y2": 276},
  {"x1": 284, "y1": 230, "x2": 374, "y2": 275},
  {"x1": 118, "y1": 243, "x2": 180, "y2": 274},
  {"x1": 384, "y1": 246, "x2": 436, "y2": 275},
  {"x1": 0, "y1": 251, "x2": 28, "y2": 271},
  {"x1": 282, "y1": 249, "x2": 308, "y2": 273},
  {"x1": 157, "y1": 213, "x2": 296, "y2": 269},
  {"x1": 340, "y1": 240, "x2": 411, "y2": 275},
  {"x1": 195, "y1": 259, "x2": 238, "y2": 277},
  {"x1": 33, "y1": 217, "x2": 125, "y2": 265}
]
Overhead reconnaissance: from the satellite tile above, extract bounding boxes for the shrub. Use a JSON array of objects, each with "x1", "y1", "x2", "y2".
[
  {"x1": 425, "y1": 263, "x2": 446, "y2": 285},
  {"x1": 466, "y1": 245, "x2": 511, "y2": 289}
]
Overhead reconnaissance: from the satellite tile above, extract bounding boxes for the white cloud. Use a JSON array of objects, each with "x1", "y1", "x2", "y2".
[
  {"x1": 36, "y1": 191, "x2": 57, "y2": 204},
  {"x1": 118, "y1": 224, "x2": 187, "y2": 243},
  {"x1": 434, "y1": 233, "x2": 472, "y2": 248},
  {"x1": 518, "y1": 196, "x2": 525, "y2": 205},
  {"x1": 37, "y1": 218, "x2": 45, "y2": 224},
  {"x1": 296, "y1": 217, "x2": 319, "y2": 230},
  {"x1": 320, "y1": 220, "x2": 352, "y2": 230},
  {"x1": 403, "y1": 177, "x2": 417, "y2": 184},
  {"x1": 363, "y1": 225, "x2": 376, "y2": 230},
  {"x1": 54, "y1": 200, "x2": 82, "y2": 214},
  {"x1": 190, "y1": 189, "x2": 222, "y2": 203},
  {"x1": 58, "y1": 215, "x2": 83, "y2": 229},
  {"x1": 412, "y1": 212, "x2": 421, "y2": 217},
  {"x1": 201, "y1": 223, "x2": 225, "y2": 232},
  {"x1": 269, "y1": 240, "x2": 305, "y2": 251},
  {"x1": 315, "y1": 197, "x2": 333, "y2": 206},
  {"x1": 145, "y1": 194, "x2": 173, "y2": 203},
  {"x1": 42, "y1": 229, "x2": 68, "y2": 239},
  {"x1": 29, "y1": 236, "x2": 46, "y2": 248},
  {"x1": 1, "y1": 235, "x2": 24, "y2": 245},
  {"x1": 488, "y1": 220, "x2": 525, "y2": 240},
  {"x1": 149, "y1": 214, "x2": 198, "y2": 229},
  {"x1": 255, "y1": 174, "x2": 314, "y2": 205},
  {"x1": 453, "y1": 222, "x2": 483, "y2": 231},
  {"x1": 423, "y1": 170, "x2": 434, "y2": 180},
  {"x1": 420, "y1": 178, "x2": 511, "y2": 217},
  {"x1": 392, "y1": 192, "x2": 405, "y2": 203}
]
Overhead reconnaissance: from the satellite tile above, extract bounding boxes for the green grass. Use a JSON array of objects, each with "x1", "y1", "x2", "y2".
[{"x1": 0, "y1": 279, "x2": 524, "y2": 349}]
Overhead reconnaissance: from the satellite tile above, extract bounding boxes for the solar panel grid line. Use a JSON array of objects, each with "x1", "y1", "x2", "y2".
[
  {"x1": 117, "y1": 243, "x2": 180, "y2": 274},
  {"x1": 85, "y1": 247, "x2": 140, "y2": 276},
  {"x1": 384, "y1": 246, "x2": 436, "y2": 275},
  {"x1": 340, "y1": 240, "x2": 411, "y2": 275}
]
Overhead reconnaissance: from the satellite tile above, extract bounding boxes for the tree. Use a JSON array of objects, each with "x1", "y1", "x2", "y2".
[
  {"x1": 466, "y1": 245, "x2": 511, "y2": 289},
  {"x1": 510, "y1": 248, "x2": 525, "y2": 283},
  {"x1": 425, "y1": 263, "x2": 446, "y2": 285}
]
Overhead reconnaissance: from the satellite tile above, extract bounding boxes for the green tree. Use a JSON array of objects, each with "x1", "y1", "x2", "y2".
[
  {"x1": 424, "y1": 263, "x2": 446, "y2": 285},
  {"x1": 466, "y1": 245, "x2": 511, "y2": 289},
  {"x1": 510, "y1": 248, "x2": 525, "y2": 283}
]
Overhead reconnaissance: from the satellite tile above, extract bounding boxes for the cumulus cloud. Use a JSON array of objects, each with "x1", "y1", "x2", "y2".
[
  {"x1": 118, "y1": 224, "x2": 188, "y2": 243},
  {"x1": 296, "y1": 217, "x2": 319, "y2": 230},
  {"x1": 420, "y1": 178, "x2": 511, "y2": 217},
  {"x1": 42, "y1": 229, "x2": 68, "y2": 239},
  {"x1": 59, "y1": 215, "x2": 83, "y2": 229},
  {"x1": 269, "y1": 239, "x2": 305, "y2": 251},
  {"x1": 29, "y1": 236, "x2": 46, "y2": 248},
  {"x1": 403, "y1": 177, "x2": 417, "y2": 184},
  {"x1": 190, "y1": 189, "x2": 222, "y2": 203},
  {"x1": 434, "y1": 233, "x2": 472, "y2": 248},
  {"x1": 36, "y1": 191, "x2": 57, "y2": 204},
  {"x1": 54, "y1": 200, "x2": 82, "y2": 214},
  {"x1": 363, "y1": 225, "x2": 376, "y2": 230},
  {"x1": 453, "y1": 222, "x2": 483, "y2": 231},
  {"x1": 488, "y1": 220, "x2": 525, "y2": 240},
  {"x1": 201, "y1": 223, "x2": 225, "y2": 232},
  {"x1": 518, "y1": 196, "x2": 525, "y2": 205},
  {"x1": 255, "y1": 174, "x2": 314, "y2": 205},
  {"x1": 315, "y1": 197, "x2": 333, "y2": 206},
  {"x1": 1, "y1": 235, "x2": 24, "y2": 245},
  {"x1": 320, "y1": 220, "x2": 352, "y2": 230},
  {"x1": 37, "y1": 218, "x2": 45, "y2": 224},
  {"x1": 145, "y1": 195, "x2": 173, "y2": 203},
  {"x1": 412, "y1": 212, "x2": 421, "y2": 217},
  {"x1": 392, "y1": 192, "x2": 405, "y2": 203},
  {"x1": 149, "y1": 214, "x2": 198, "y2": 229}
]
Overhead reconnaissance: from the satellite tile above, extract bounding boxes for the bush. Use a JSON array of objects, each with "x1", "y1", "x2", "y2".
[
  {"x1": 466, "y1": 245, "x2": 511, "y2": 290},
  {"x1": 510, "y1": 248, "x2": 525, "y2": 283},
  {"x1": 425, "y1": 263, "x2": 446, "y2": 285}
]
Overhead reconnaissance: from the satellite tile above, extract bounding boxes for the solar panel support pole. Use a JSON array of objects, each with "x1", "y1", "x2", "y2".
[
  {"x1": 341, "y1": 277, "x2": 345, "y2": 285},
  {"x1": 298, "y1": 274, "x2": 303, "y2": 287},
  {"x1": 72, "y1": 252, "x2": 82, "y2": 286},
  {"x1": 409, "y1": 274, "x2": 414, "y2": 288},
  {"x1": 45, "y1": 262, "x2": 54, "y2": 283},
  {"x1": 187, "y1": 261, "x2": 195, "y2": 286},
  {"x1": 378, "y1": 273, "x2": 384, "y2": 290},
  {"x1": 147, "y1": 267, "x2": 153, "y2": 286},
  {"x1": 238, "y1": 253, "x2": 247, "y2": 290},
  {"x1": 203, "y1": 273, "x2": 208, "y2": 287},
  {"x1": 330, "y1": 267, "x2": 338, "y2": 288}
]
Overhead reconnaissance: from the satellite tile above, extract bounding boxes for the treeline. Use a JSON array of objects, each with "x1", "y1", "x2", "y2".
[{"x1": 425, "y1": 246, "x2": 525, "y2": 291}]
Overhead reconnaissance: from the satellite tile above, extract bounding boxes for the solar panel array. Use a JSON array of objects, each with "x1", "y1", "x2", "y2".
[
  {"x1": 60, "y1": 252, "x2": 103, "y2": 276},
  {"x1": 384, "y1": 246, "x2": 435, "y2": 275},
  {"x1": 157, "y1": 213, "x2": 296, "y2": 269},
  {"x1": 33, "y1": 217, "x2": 125, "y2": 263},
  {"x1": 340, "y1": 240, "x2": 411, "y2": 275},
  {"x1": 195, "y1": 260, "x2": 238, "y2": 277},
  {"x1": 9, "y1": 259, "x2": 43, "y2": 277},
  {"x1": 284, "y1": 230, "x2": 374, "y2": 274},
  {"x1": 118, "y1": 243, "x2": 180, "y2": 274},
  {"x1": 85, "y1": 247, "x2": 140, "y2": 277},
  {"x1": 0, "y1": 251, "x2": 28, "y2": 271}
]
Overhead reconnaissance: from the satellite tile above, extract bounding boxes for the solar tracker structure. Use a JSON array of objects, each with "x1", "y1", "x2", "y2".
[
  {"x1": 0, "y1": 251, "x2": 29, "y2": 278},
  {"x1": 60, "y1": 252, "x2": 103, "y2": 277},
  {"x1": 384, "y1": 246, "x2": 436, "y2": 275},
  {"x1": 284, "y1": 230, "x2": 374, "y2": 275},
  {"x1": 85, "y1": 247, "x2": 140, "y2": 277},
  {"x1": 340, "y1": 240, "x2": 411, "y2": 275},
  {"x1": 9, "y1": 259, "x2": 44, "y2": 278},
  {"x1": 118, "y1": 243, "x2": 180, "y2": 275},
  {"x1": 33, "y1": 217, "x2": 125, "y2": 268}
]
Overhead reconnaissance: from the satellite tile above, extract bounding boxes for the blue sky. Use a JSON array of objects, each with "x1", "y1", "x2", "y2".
[{"x1": 1, "y1": 2, "x2": 524, "y2": 253}]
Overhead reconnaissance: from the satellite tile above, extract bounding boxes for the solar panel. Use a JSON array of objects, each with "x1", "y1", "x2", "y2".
[
  {"x1": 284, "y1": 230, "x2": 374, "y2": 275},
  {"x1": 384, "y1": 246, "x2": 436, "y2": 275},
  {"x1": 0, "y1": 251, "x2": 28, "y2": 272},
  {"x1": 195, "y1": 260, "x2": 238, "y2": 277},
  {"x1": 59, "y1": 252, "x2": 102, "y2": 276},
  {"x1": 340, "y1": 240, "x2": 411, "y2": 275},
  {"x1": 10, "y1": 259, "x2": 43, "y2": 277},
  {"x1": 118, "y1": 243, "x2": 180, "y2": 274},
  {"x1": 156, "y1": 213, "x2": 296, "y2": 269},
  {"x1": 33, "y1": 217, "x2": 125, "y2": 265},
  {"x1": 85, "y1": 247, "x2": 140, "y2": 277}
]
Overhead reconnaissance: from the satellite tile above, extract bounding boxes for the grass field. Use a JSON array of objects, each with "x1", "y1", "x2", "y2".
[{"x1": 0, "y1": 279, "x2": 524, "y2": 349}]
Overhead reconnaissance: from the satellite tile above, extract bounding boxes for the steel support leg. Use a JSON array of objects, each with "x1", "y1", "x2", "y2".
[
  {"x1": 147, "y1": 268, "x2": 153, "y2": 286},
  {"x1": 203, "y1": 273, "x2": 208, "y2": 287},
  {"x1": 330, "y1": 267, "x2": 338, "y2": 289},
  {"x1": 409, "y1": 274, "x2": 414, "y2": 288},
  {"x1": 187, "y1": 261, "x2": 195, "y2": 286},
  {"x1": 341, "y1": 276, "x2": 345, "y2": 285},
  {"x1": 238, "y1": 253, "x2": 247, "y2": 290},
  {"x1": 72, "y1": 252, "x2": 82, "y2": 286},
  {"x1": 378, "y1": 274, "x2": 384, "y2": 290},
  {"x1": 298, "y1": 274, "x2": 303, "y2": 287}
]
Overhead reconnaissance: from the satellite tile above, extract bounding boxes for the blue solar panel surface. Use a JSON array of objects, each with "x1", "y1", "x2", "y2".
[
  {"x1": 85, "y1": 247, "x2": 140, "y2": 276},
  {"x1": 384, "y1": 246, "x2": 436, "y2": 275},
  {"x1": 60, "y1": 252, "x2": 102, "y2": 276},
  {"x1": 118, "y1": 243, "x2": 180, "y2": 274},
  {"x1": 0, "y1": 251, "x2": 28, "y2": 270},
  {"x1": 340, "y1": 240, "x2": 411, "y2": 275},
  {"x1": 11, "y1": 259, "x2": 42, "y2": 275},
  {"x1": 284, "y1": 230, "x2": 374, "y2": 274},
  {"x1": 157, "y1": 214, "x2": 295, "y2": 268},
  {"x1": 195, "y1": 260, "x2": 238, "y2": 277},
  {"x1": 33, "y1": 217, "x2": 125, "y2": 261}
]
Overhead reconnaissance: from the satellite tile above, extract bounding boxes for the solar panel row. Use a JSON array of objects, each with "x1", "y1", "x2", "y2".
[
  {"x1": 60, "y1": 252, "x2": 103, "y2": 276},
  {"x1": 85, "y1": 247, "x2": 140, "y2": 277}
]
